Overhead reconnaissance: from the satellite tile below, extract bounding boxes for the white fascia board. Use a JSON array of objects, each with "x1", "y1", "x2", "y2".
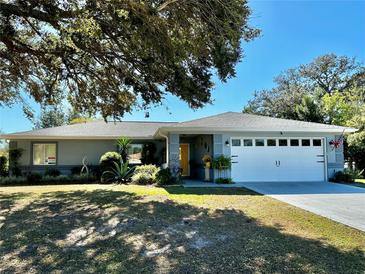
[
  {"x1": 0, "y1": 135, "x2": 157, "y2": 140},
  {"x1": 159, "y1": 126, "x2": 358, "y2": 134}
]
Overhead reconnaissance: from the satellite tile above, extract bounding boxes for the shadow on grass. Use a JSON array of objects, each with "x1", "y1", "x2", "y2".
[
  {"x1": 163, "y1": 186, "x2": 262, "y2": 196},
  {"x1": 0, "y1": 189, "x2": 364, "y2": 273},
  {"x1": 0, "y1": 192, "x2": 32, "y2": 211}
]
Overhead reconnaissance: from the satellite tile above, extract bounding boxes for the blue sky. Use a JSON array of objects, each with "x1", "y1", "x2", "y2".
[{"x1": 1, "y1": 0, "x2": 365, "y2": 133}]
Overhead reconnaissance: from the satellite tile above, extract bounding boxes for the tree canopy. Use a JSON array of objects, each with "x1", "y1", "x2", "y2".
[
  {"x1": 34, "y1": 105, "x2": 95, "y2": 128},
  {"x1": 34, "y1": 105, "x2": 66, "y2": 129},
  {"x1": 0, "y1": 0, "x2": 259, "y2": 119},
  {"x1": 243, "y1": 54, "x2": 365, "y2": 171},
  {"x1": 243, "y1": 54, "x2": 364, "y2": 120}
]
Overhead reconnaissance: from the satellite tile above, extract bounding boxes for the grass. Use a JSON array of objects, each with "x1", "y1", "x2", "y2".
[{"x1": 0, "y1": 184, "x2": 364, "y2": 273}]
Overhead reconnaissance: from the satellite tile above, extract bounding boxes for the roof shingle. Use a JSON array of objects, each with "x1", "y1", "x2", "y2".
[{"x1": 0, "y1": 112, "x2": 356, "y2": 139}]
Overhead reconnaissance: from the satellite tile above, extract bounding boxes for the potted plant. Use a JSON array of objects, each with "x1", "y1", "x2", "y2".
[
  {"x1": 212, "y1": 155, "x2": 232, "y2": 183},
  {"x1": 202, "y1": 154, "x2": 212, "y2": 181}
]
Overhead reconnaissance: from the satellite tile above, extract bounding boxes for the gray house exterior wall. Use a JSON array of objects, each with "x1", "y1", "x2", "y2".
[
  {"x1": 8, "y1": 130, "x2": 345, "y2": 181},
  {"x1": 10, "y1": 139, "x2": 165, "y2": 175}
]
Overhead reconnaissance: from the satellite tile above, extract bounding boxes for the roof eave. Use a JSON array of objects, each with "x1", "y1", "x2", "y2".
[
  {"x1": 159, "y1": 126, "x2": 358, "y2": 134},
  {"x1": 0, "y1": 135, "x2": 157, "y2": 140}
]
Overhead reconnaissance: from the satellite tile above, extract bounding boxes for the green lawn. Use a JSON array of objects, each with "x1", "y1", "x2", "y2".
[{"x1": 0, "y1": 184, "x2": 364, "y2": 273}]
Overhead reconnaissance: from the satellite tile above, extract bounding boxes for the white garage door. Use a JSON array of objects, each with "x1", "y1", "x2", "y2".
[{"x1": 231, "y1": 138, "x2": 325, "y2": 182}]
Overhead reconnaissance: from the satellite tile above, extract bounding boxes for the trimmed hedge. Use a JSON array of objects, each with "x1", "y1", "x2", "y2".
[{"x1": 0, "y1": 174, "x2": 97, "y2": 186}]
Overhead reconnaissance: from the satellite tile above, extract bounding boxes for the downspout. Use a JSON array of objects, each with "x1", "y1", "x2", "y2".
[{"x1": 157, "y1": 130, "x2": 169, "y2": 167}]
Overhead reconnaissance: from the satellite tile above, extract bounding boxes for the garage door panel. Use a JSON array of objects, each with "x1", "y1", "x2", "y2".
[{"x1": 231, "y1": 138, "x2": 325, "y2": 182}]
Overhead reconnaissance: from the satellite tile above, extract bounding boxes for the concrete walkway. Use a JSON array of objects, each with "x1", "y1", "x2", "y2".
[{"x1": 238, "y1": 181, "x2": 365, "y2": 232}]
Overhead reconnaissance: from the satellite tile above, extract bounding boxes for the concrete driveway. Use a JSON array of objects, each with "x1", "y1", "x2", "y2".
[{"x1": 239, "y1": 181, "x2": 365, "y2": 232}]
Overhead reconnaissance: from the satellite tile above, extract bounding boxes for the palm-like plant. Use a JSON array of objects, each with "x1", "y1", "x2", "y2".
[
  {"x1": 101, "y1": 159, "x2": 135, "y2": 183},
  {"x1": 116, "y1": 136, "x2": 131, "y2": 163}
]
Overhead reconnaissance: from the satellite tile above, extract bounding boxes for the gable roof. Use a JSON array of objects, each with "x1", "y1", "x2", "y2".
[
  {"x1": 158, "y1": 112, "x2": 356, "y2": 133},
  {"x1": 0, "y1": 112, "x2": 356, "y2": 140}
]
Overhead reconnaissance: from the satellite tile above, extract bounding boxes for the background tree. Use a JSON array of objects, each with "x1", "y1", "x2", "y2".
[
  {"x1": 321, "y1": 88, "x2": 365, "y2": 171},
  {"x1": 67, "y1": 107, "x2": 95, "y2": 124},
  {"x1": 34, "y1": 105, "x2": 66, "y2": 129},
  {"x1": 34, "y1": 104, "x2": 95, "y2": 128},
  {"x1": 243, "y1": 54, "x2": 365, "y2": 171},
  {"x1": 0, "y1": 0, "x2": 259, "y2": 119},
  {"x1": 295, "y1": 95, "x2": 323, "y2": 123},
  {"x1": 299, "y1": 54, "x2": 361, "y2": 95},
  {"x1": 244, "y1": 54, "x2": 363, "y2": 119}
]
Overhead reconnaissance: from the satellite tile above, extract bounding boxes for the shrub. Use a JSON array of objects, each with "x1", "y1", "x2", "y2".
[
  {"x1": 89, "y1": 165, "x2": 102, "y2": 179},
  {"x1": 212, "y1": 155, "x2": 231, "y2": 170},
  {"x1": 71, "y1": 174, "x2": 97, "y2": 184},
  {"x1": 156, "y1": 168, "x2": 173, "y2": 186},
  {"x1": 41, "y1": 175, "x2": 71, "y2": 184},
  {"x1": 99, "y1": 151, "x2": 121, "y2": 171},
  {"x1": 71, "y1": 165, "x2": 101, "y2": 178},
  {"x1": 26, "y1": 172, "x2": 43, "y2": 184},
  {"x1": 71, "y1": 166, "x2": 82, "y2": 175},
  {"x1": 44, "y1": 168, "x2": 61, "y2": 177},
  {"x1": 131, "y1": 164, "x2": 160, "y2": 185},
  {"x1": 215, "y1": 177, "x2": 233, "y2": 184},
  {"x1": 41, "y1": 174, "x2": 97, "y2": 184},
  {"x1": 0, "y1": 174, "x2": 97, "y2": 186},
  {"x1": 101, "y1": 160, "x2": 134, "y2": 183},
  {"x1": 331, "y1": 169, "x2": 364, "y2": 183},
  {"x1": 0, "y1": 176, "x2": 27, "y2": 186},
  {"x1": 131, "y1": 173, "x2": 152, "y2": 185},
  {"x1": 0, "y1": 155, "x2": 8, "y2": 177},
  {"x1": 9, "y1": 148, "x2": 23, "y2": 176}
]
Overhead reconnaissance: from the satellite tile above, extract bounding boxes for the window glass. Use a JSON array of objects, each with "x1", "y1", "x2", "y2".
[
  {"x1": 313, "y1": 139, "x2": 322, "y2": 146},
  {"x1": 255, "y1": 139, "x2": 265, "y2": 146},
  {"x1": 232, "y1": 139, "x2": 241, "y2": 146},
  {"x1": 302, "y1": 139, "x2": 310, "y2": 146},
  {"x1": 33, "y1": 143, "x2": 56, "y2": 165},
  {"x1": 128, "y1": 144, "x2": 143, "y2": 164},
  {"x1": 243, "y1": 139, "x2": 253, "y2": 146},
  {"x1": 279, "y1": 139, "x2": 288, "y2": 146},
  {"x1": 267, "y1": 139, "x2": 276, "y2": 146},
  {"x1": 290, "y1": 139, "x2": 299, "y2": 146}
]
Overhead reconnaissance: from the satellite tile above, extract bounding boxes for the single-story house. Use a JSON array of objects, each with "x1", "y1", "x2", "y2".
[{"x1": 0, "y1": 112, "x2": 356, "y2": 182}]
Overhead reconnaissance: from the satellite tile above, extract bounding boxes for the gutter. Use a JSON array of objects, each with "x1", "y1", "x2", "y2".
[
  {"x1": 157, "y1": 126, "x2": 358, "y2": 134},
  {"x1": 0, "y1": 135, "x2": 156, "y2": 140}
]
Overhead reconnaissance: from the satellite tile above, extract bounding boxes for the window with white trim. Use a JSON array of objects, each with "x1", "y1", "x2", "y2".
[
  {"x1": 302, "y1": 139, "x2": 310, "y2": 146},
  {"x1": 267, "y1": 139, "x2": 276, "y2": 146},
  {"x1": 255, "y1": 139, "x2": 265, "y2": 146},
  {"x1": 33, "y1": 143, "x2": 57, "y2": 165},
  {"x1": 313, "y1": 139, "x2": 322, "y2": 146},
  {"x1": 232, "y1": 139, "x2": 241, "y2": 146},
  {"x1": 279, "y1": 139, "x2": 288, "y2": 146},
  {"x1": 243, "y1": 139, "x2": 253, "y2": 146},
  {"x1": 290, "y1": 139, "x2": 299, "y2": 146}
]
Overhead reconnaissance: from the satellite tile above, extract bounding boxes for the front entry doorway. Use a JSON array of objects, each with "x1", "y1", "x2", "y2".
[{"x1": 179, "y1": 143, "x2": 190, "y2": 176}]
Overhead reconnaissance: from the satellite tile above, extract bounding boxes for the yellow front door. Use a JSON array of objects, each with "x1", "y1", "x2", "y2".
[{"x1": 179, "y1": 144, "x2": 189, "y2": 176}]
